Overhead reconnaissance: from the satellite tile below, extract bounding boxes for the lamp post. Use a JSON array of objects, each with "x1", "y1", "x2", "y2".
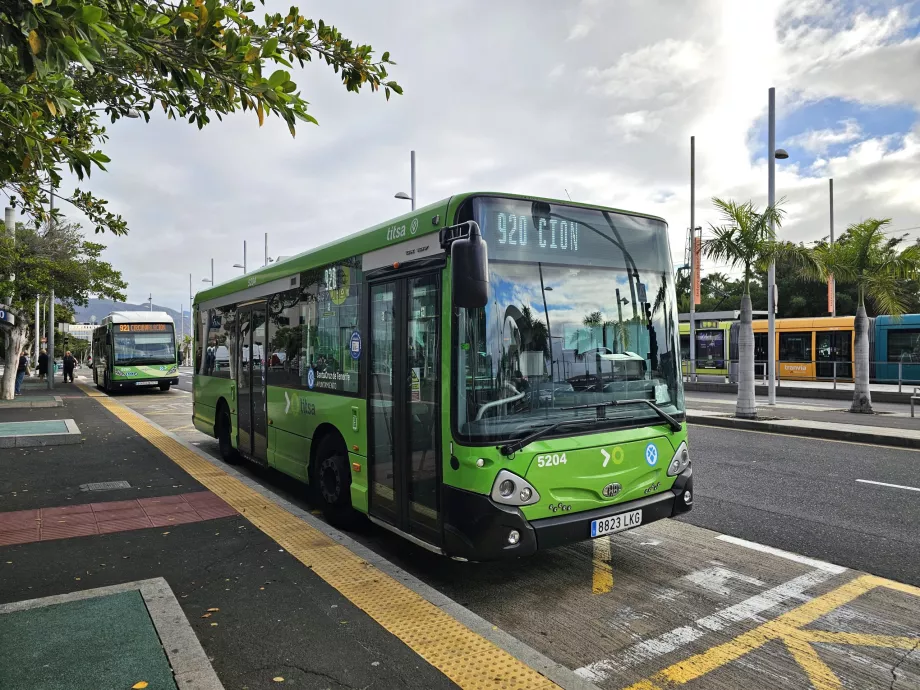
[
  {"x1": 394, "y1": 150, "x2": 416, "y2": 210},
  {"x1": 767, "y1": 87, "x2": 789, "y2": 406},
  {"x1": 689, "y1": 136, "x2": 696, "y2": 383},
  {"x1": 829, "y1": 178, "x2": 835, "y2": 317}
]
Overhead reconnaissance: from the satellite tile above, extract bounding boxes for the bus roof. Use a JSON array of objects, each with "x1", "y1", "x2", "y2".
[
  {"x1": 102, "y1": 311, "x2": 175, "y2": 325},
  {"x1": 192, "y1": 192, "x2": 668, "y2": 306}
]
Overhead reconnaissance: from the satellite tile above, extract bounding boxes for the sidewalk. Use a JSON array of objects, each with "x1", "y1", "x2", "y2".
[
  {"x1": 0, "y1": 385, "x2": 464, "y2": 690},
  {"x1": 686, "y1": 391, "x2": 920, "y2": 449}
]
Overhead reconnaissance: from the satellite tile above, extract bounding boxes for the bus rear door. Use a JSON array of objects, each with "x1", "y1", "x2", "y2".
[{"x1": 236, "y1": 302, "x2": 268, "y2": 464}]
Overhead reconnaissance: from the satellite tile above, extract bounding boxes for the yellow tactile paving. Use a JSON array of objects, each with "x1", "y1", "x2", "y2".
[{"x1": 80, "y1": 385, "x2": 558, "y2": 690}]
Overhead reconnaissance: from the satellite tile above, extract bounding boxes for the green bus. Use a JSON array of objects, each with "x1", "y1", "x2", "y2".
[
  {"x1": 92, "y1": 311, "x2": 180, "y2": 392},
  {"x1": 192, "y1": 193, "x2": 691, "y2": 560}
]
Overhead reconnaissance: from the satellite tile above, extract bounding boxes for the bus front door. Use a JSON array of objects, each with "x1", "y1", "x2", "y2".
[
  {"x1": 237, "y1": 303, "x2": 269, "y2": 464},
  {"x1": 368, "y1": 273, "x2": 441, "y2": 547}
]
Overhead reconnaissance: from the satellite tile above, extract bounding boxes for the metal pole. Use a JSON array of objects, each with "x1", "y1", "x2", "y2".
[
  {"x1": 243, "y1": 240, "x2": 247, "y2": 274},
  {"x1": 689, "y1": 136, "x2": 696, "y2": 383},
  {"x1": 539, "y1": 263, "x2": 554, "y2": 383},
  {"x1": 47, "y1": 289, "x2": 54, "y2": 389},
  {"x1": 211, "y1": 258, "x2": 214, "y2": 285},
  {"x1": 410, "y1": 150, "x2": 416, "y2": 211},
  {"x1": 5, "y1": 207, "x2": 14, "y2": 306},
  {"x1": 767, "y1": 87, "x2": 777, "y2": 405},
  {"x1": 189, "y1": 272, "x2": 193, "y2": 367},
  {"x1": 34, "y1": 296, "x2": 40, "y2": 363},
  {"x1": 829, "y1": 178, "x2": 835, "y2": 317},
  {"x1": 264, "y1": 232, "x2": 268, "y2": 267}
]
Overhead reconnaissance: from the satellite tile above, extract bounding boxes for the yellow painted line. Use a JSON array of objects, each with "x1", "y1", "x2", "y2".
[
  {"x1": 591, "y1": 536, "x2": 613, "y2": 595},
  {"x1": 80, "y1": 385, "x2": 559, "y2": 690},
  {"x1": 625, "y1": 573, "x2": 920, "y2": 690}
]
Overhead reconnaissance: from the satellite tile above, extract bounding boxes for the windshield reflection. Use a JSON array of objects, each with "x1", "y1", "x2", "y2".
[{"x1": 454, "y1": 199, "x2": 683, "y2": 443}]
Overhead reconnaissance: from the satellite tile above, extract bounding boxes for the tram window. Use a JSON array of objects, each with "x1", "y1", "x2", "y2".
[
  {"x1": 779, "y1": 332, "x2": 812, "y2": 362},
  {"x1": 888, "y1": 329, "x2": 920, "y2": 362}
]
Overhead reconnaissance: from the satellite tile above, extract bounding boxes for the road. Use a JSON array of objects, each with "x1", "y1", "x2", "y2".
[{"x1": 99, "y1": 379, "x2": 920, "y2": 689}]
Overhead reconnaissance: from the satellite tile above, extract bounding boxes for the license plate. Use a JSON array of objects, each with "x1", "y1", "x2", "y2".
[
  {"x1": 135, "y1": 381, "x2": 156, "y2": 386},
  {"x1": 591, "y1": 509, "x2": 642, "y2": 538}
]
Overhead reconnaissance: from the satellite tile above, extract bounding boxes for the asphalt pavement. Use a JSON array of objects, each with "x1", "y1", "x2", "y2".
[{"x1": 679, "y1": 424, "x2": 920, "y2": 586}]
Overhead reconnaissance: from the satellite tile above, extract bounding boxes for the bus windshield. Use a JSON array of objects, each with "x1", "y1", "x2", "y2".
[
  {"x1": 454, "y1": 197, "x2": 684, "y2": 443},
  {"x1": 114, "y1": 327, "x2": 176, "y2": 365}
]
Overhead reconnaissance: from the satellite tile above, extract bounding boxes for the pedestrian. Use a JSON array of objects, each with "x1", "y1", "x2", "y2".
[
  {"x1": 15, "y1": 350, "x2": 29, "y2": 395},
  {"x1": 63, "y1": 350, "x2": 76, "y2": 383},
  {"x1": 38, "y1": 349, "x2": 49, "y2": 381}
]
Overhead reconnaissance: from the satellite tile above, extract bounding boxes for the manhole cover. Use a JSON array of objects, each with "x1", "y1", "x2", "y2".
[{"x1": 80, "y1": 481, "x2": 131, "y2": 492}]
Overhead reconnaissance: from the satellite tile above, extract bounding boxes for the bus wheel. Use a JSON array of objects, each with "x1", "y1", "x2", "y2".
[
  {"x1": 217, "y1": 406, "x2": 239, "y2": 465},
  {"x1": 314, "y1": 435, "x2": 356, "y2": 528},
  {"x1": 159, "y1": 382, "x2": 171, "y2": 392}
]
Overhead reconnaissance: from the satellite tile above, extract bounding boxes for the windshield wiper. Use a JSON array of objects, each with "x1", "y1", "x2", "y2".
[
  {"x1": 559, "y1": 398, "x2": 682, "y2": 432},
  {"x1": 499, "y1": 418, "x2": 604, "y2": 456}
]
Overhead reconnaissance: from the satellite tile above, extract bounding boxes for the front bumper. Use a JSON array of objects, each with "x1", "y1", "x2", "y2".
[
  {"x1": 442, "y1": 466, "x2": 693, "y2": 561},
  {"x1": 109, "y1": 377, "x2": 179, "y2": 390}
]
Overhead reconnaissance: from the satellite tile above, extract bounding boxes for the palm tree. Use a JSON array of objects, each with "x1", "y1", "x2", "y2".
[
  {"x1": 808, "y1": 219, "x2": 920, "y2": 413},
  {"x1": 703, "y1": 198, "x2": 790, "y2": 419}
]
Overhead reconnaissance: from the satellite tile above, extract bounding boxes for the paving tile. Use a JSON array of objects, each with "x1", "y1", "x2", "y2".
[
  {"x1": 0, "y1": 528, "x2": 39, "y2": 546},
  {"x1": 194, "y1": 506, "x2": 238, "y2": 520},
  {"x1": 149, "y1": 513, "x2": 203, "y2": 528},
  {"x1": 138, "y1": 495, "x2": 188, "y2": 507},
  {"x1": 0, "y1": 510, "x2": 40, "y2": 530},
  {"x1": 40, "y1": 522, "x2": 99, "y2": 541},
  {"x1": 41, "y1": 504, "x2": 93, "y2": 517},
  {"x1": 97, "y1": 516, "x2": 153, "y2": 534},
  {"x1": 93, "y1": 507, "x2": 147, "y2": 523},
  {"x1": 180, "y1": 491, "x2": 224, "y2": 506},
  {"x1": 141, "y1": 501, "x2": 197, "y2": 517},
  {"x1": 41, "y1": 511, "x2": 98, "y2": 527},
  {"x1": 90, "y1": 500, "x2": 139, "y2": 513}
]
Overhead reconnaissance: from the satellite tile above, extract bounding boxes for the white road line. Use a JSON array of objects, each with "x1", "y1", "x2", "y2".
[
  {"x1": 575, "y1": 569, "x2": 838, "y2": 681},
  {"x1": 856, "y1": 479, "x2": 920, "y2": 493},
  {"x1": 715, "y1": 535, "x2": 847, "y2": 574}
]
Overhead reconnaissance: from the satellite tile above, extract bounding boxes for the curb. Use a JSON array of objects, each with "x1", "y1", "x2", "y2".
[{"x1": 687, "y1": 413, "x2": 920, "y2": 450}]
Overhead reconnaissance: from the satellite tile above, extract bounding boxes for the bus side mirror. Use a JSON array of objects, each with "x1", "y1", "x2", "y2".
[{"x1": 451, "y1": 222, "x2": 489, "y2": 309}]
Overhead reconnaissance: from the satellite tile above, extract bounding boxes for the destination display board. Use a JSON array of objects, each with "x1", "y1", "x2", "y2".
[{"x1": 118, "y1": 323, "x2": 171, "y2": 332}]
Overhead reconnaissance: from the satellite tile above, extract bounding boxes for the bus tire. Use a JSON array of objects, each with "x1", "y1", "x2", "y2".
[
  {"x1": 159, "y1": 382, "x2": 171, "y2": 392},
  {"x1": 216, "y1": 404, "x2": 239, "y2": 465},
  {"x1": 313, "y1": 434, "x2": 357, "y2": 528}
]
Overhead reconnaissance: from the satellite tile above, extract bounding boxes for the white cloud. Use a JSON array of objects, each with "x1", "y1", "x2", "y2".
[
  {"x1": 586, "y1": 39, "x2": 709, "y2": 102},
  {"x1": 787, "y1": 119, "x2": 863, "y2": 153},
  {"x1": 609, "y1": 111, "x2": 663, "y2": 141}
]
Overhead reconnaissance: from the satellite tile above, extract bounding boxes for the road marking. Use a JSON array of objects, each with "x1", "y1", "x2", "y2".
[
  {"x1": 82, "y1": 386, "x2": 562, "y2": 690},
  {"x1": 856, "y1": 478, "x2": 920, "y2": 492},
  {"x1": 591, "y1": 536, "x2": 613, "y2": 594},
  {"x1": 576, "y1": 569, "x2": 838, "y2": 681},
  {"x1": 682, "y1": 567, "x2": 764, "y2": 597},
  {"x1": 716, "y1": 535, "x2": 847, "y2": 574},
  {"x1": 688, "y1": 421, "x2": 920, "y2": 452},
  {"x1": 622, "y1": 574, "x2": 920, "y2": 690}
]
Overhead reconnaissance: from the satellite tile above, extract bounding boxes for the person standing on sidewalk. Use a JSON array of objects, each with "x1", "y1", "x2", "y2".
[
  {"x1": 15, "y1": 351, "x2": 29, "y2": 395},
  {"x1": 62, "y1": 351, "x2": 76, "y2": 383},
  {"x1": 37, "y1": 349, "x2": 49, "y2": 381}
]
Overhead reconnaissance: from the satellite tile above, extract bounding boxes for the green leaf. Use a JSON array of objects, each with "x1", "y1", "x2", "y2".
[
  {"x1": 80, "y1": 6, "x2": 104, "y2": 24},
  {"x1": 268, "y1": 69, "x2": 288, "y2": 88},
  {"x1": 262, "y1": 37, "x2": 278, "y2": 57}
]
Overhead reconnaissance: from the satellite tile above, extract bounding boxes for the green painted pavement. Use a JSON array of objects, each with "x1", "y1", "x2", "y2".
[
  {"x1": 0, "y1": 591, "x2": 178, "y2": 690},
  {"x1": 0, "y1": 420, "x2": 68, "y2": 436}
]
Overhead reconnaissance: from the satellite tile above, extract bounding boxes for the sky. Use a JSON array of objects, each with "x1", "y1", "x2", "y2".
[{"x1": 49, "y1": 0, "x2": 920, "y2": 312}]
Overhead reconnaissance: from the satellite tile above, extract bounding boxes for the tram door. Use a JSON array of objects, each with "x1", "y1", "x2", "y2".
[
  {"x1": 237, "y1": 302, "x2": 268, "y2": 463},
  {"x1": 367, "y1": 272, "x2": 441, "y2": 546}
]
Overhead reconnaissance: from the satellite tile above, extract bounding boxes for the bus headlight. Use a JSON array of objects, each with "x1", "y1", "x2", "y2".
[
  {"x1": 490, "y1": 470, "x2": 540, "y2": 506},
  {"x1": 667, "y1": 442, "x2": 690, "y2": 477}
]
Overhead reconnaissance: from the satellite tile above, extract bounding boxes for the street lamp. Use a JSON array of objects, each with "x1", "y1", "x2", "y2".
[
  {"x1": 767, "y1": 87, "x2": 790, "y2": 405},
  {"x1": 233, "y1": 263, "x2": 245, "y2": 271},
  {"x1": 394, "y1": 150, "x2": 416, "y2": 210},
  {"x1": 202, "y1": 278, "x2": 212, "y2": 284}
]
